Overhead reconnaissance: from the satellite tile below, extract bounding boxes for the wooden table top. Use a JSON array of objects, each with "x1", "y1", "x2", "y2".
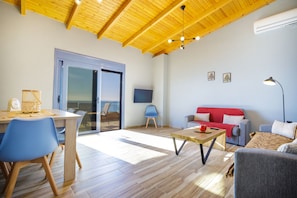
[
  {"x1": 171, "y1": 127, "x2": 226, "y2": 144},
  {"x1": 0, "y1": 109, "x2": 80, "y2": 122}
]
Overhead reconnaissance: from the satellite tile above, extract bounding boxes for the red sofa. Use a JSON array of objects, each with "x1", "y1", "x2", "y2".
[{"x1": 184, "y1": 107, "x2": 251, "y2": 146}]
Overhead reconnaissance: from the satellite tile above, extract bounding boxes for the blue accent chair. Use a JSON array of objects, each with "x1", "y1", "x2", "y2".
[
  {"x1": 49, "y1": 110, "x2": 86, "y2": 168},
  {"x1": 145, "y1": 105, "x2": 158, "y2": 128},
  {"x1": 0, "y1": 117, "x2": 59, "y2": 197}
]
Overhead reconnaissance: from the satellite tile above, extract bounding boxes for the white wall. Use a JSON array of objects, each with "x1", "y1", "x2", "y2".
[
  {"x1": 152, "y1": 54, "x2": 168, "y2": 127},
  {"x1": 0, "y1": 2, "x2": 153, "y2": 128},
  {"x1": 167, "y1": 0, "x2": 297, "y2": 131}
]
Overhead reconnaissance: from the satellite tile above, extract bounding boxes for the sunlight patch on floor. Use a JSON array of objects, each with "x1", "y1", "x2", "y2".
[
  {"x1": 77, "y1": 130, "x2": 174, "y2": 164},
  {"x1": 194, "y1": 172, "x2": 225, "y2": 196},
  {"x1": 224, "y1": 152, "x2": 234, "y2": 162},
  {"x1": 100, "y1": 129, "x2": 179, "y2": 151}
]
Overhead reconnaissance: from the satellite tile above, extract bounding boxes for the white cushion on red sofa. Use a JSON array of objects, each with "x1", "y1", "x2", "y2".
[
  {"x1": 194, "y1": 113, "x2": 210, "y2": 121},
  {"x1": 223, "y1": 114, "x2": 244, "y2": 125}
]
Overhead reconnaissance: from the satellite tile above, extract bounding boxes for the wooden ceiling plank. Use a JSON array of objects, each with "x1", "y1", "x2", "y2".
[
  {"x1": 153, "y1": 49, "x2": 167, "y2": 58},
  {"x1": 122, "y1": 0, "x2": 187, "y2": 47},
  {"x1": 66, "y1": 2, "x2": 81, "y2": 30},
  {"x1": 143, "y1": 0, "x2": 233, "y2": 54},
  {"x1": 20, "y1": 0, "x2": 26, "y2": 15},
  {"x1": 97, "y1": 0, "x2": 133, "y2": 40},
  {"x1": 5, "y1": 0, "x2": 276, "y2": 55}
]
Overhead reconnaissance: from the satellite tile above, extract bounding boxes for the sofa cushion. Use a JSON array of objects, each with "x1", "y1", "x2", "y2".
[
  {"x1": 194, "y1": 113, "x2": 210, "y2": 122},
  {"x1": 271, "y1": 120, "x2": 297, "y2": 139},
  {"x1": 223, "y1": 114, "x2": 244, "y2": 125},
  {"x1": 277, "y1": 142, "x2": 297, "y2": 154}
]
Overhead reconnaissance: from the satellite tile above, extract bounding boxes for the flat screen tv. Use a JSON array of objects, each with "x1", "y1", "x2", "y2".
[{"x1": 133, "y1": 89, "x2": 153, "y2": 103}]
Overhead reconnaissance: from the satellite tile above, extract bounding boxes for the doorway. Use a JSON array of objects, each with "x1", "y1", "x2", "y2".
[
  {"x1": 100, "y1": 70, "x2": 122, "y2": 131},
  {"x1": 53, "y1": 49, "x2": 125, "y2": 134}
]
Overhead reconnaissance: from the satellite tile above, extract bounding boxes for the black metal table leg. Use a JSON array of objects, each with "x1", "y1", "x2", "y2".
[
  {"x1": 172, "y1": 137, "x2": 187, "y2": 155},
  {"x1": 199, "y1": 137, "x2": 217, "y2": 165}
]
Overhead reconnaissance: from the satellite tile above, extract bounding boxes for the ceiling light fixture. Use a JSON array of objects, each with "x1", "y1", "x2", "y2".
[
  {"x1": 75, "y1": 0, "x2": 81, "y2": 5},
  {"x1": 168, "y1": 5, "x2": 200, "y2": 50}
]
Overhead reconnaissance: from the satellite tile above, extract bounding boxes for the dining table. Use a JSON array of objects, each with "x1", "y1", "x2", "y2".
[{"x1": 0, "y1": 109, "x2": 81, "y2": 182}]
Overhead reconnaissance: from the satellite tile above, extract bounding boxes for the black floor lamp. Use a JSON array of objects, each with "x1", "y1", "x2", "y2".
[{"x1": 263, "y1": 76, "x2": 285, "y2": 122}]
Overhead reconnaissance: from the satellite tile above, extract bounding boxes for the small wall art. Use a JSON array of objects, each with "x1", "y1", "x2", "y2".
[
  {"x1": 208, "y1": 71, "x2": 215, "y2": 81},
  {"x1": 223, "y1": 72, "x2": 231, "y2": 83}
]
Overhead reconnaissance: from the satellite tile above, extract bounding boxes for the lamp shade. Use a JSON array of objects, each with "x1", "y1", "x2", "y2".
[{"x1": 263, "y1": 77, "x2": 276, "y2": 86}]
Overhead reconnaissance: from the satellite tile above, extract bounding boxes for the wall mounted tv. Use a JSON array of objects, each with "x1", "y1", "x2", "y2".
[{"x1": 133, "y1": 89, "x2": 153, "y2": 103}]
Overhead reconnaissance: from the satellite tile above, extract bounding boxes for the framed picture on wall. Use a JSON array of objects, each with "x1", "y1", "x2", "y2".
[
  {"x1": 223, "y1": 72, "x2": 231, "y2": 83},
  {"x1": 208, "y1": 71, "x2": 215, "y2": 81}
]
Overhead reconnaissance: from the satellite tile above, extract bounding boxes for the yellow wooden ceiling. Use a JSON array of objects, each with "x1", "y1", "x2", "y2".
[{"x1": 4, "y1": 0, "x2": 275, "y2": 56}]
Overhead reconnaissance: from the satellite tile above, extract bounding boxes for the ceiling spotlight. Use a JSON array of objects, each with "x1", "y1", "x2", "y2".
[
  {"x1": 75, "y1": 0, "x2": 81, "y2": 5},
  {"x1": 168, "y1": 5, "x2": 200, "y2": 50}
]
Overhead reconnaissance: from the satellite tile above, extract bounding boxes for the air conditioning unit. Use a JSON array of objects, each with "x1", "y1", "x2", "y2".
[{"x1": 254, "y1": 8, "x2": 297, "y2": 34}]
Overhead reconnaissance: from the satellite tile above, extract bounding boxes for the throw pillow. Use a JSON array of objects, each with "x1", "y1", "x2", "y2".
[
  {"x1": 223, "y1": 114, "x2": 244, "y2": 125},
  {"x1": 277, "y1": 142, "x2": 297, "y2": 154},
  {"x1": 194, "y1": 113, "x2": 210, "y2": 122},
  {"x1": 272, "y1": 120, "x2": 297, "y2": 139}
]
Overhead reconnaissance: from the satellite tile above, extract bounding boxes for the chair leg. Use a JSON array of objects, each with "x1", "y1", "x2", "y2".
[
  {"x1": 76, "y1": 151, "x2": 82, "y2": 169},
  {"x1": 152, "y1": 118, "x2": 157, "y2": 128},
  {"x1": 48, "y1": 151, "x2": 56, "y2": 168},
  {"x1": 0, "y1": 162, "x2": 10, "y2": 180},
  {"x1": 49, "y1": 144, "x2": 82, "y2": 169},
  {"x1": 145, "y1": 118, "x2": 150, "y2": 128},
  {"x1": 40, "y1": 156, "x2": 59, "y2": 196},
  {"x1": 4, "y1": 161, "x2": 28, "y2": 198}
]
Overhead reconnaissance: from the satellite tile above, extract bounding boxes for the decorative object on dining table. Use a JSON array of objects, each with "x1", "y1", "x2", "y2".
[
  {"x1": 7, "y1": 98, "x2": 21, "y2": 112},
  {"x1": 21, "y1": 90, "x2": 42, "y2": 113}
]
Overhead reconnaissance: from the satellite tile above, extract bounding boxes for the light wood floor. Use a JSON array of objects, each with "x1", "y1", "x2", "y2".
[{"x1": 0, "y1": 127, "x2": 241, "y2": 198}]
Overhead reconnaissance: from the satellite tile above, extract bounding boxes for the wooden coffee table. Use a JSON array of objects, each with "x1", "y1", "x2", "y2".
[{"x1": 171, "y1": 127, "x2": 226, "y2": 165}]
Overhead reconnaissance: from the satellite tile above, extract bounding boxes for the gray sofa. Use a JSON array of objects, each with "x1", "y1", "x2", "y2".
[
  {"x1": 184, "y1": 107, "x2": 251, "y2": 146},
  {"x1": 234, "y1": 124, "x2": 297, "y2": 198}
]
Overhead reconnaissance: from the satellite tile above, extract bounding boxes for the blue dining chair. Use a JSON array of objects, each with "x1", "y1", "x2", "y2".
[
  {"x1": 0, "y1": 117, "x2": 59, "y2": 197},
  {"x1": 49, "y1": 110, "x2": 86, "y2": 169},
  {"x1": 145, "y1": 105, "x2": 158, "y2": 128}
]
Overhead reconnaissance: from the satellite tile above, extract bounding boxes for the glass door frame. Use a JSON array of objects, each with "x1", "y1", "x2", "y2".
[{"x1": 53, "y1": 49, "x2": 125, "y2": 133}]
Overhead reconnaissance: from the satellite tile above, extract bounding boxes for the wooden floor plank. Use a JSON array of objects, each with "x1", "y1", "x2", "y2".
[{"x1": 0, "y1": 127, "x2": 239, "y2": 197}]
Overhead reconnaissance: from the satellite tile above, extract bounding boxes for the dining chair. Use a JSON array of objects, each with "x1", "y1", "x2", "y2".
[
  {"x1": 49, "y1": 110, "x2": 86, "y2": 169},
  {"x1": 0, "y1": 117, "x2": 59, "y2": 197},
  {"x1": 145, "y1": 105, "x2": 158, "y2": 128}
]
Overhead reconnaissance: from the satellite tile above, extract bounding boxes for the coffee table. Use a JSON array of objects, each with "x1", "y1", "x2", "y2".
[{"x1": 171, "y1": 127, "x2": 226, "y2": 165}]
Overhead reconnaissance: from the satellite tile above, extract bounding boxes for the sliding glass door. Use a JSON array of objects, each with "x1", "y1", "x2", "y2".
[
  {"x1": 57, "y1": 60, "x2": 99, "y2": 134},
  {"x1": 53, "y1": 49, "x2": 125, "y2": 134},
  {"x1": 67, "y1": 66, "x2": 98, "y2": 133}
]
